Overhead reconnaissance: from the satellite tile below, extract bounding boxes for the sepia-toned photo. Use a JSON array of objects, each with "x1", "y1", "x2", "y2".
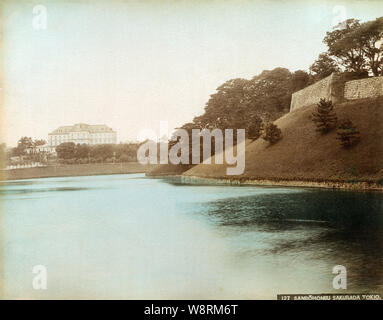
[{"x1": 1, "y1": 0, "x2": 383, "y2": 304}]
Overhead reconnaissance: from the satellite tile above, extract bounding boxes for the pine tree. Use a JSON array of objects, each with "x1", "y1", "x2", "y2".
[
  {"x1": 312, "y1": 98, "x2": 337, "y2": 134},
  {"x1": 336, "y1": 119, "x2": 360, "y2": 148},
  {"x1": 262, "y1": 123, "x2": 282, "y2": 144}
]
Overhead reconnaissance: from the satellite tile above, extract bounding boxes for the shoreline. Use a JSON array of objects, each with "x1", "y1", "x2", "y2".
[
  {"x1": 148, "y1": 174, "x2": 383, "y2": 192},
  {"x1": 3, "y1": 165, "x2": 382, "y2": 192},
  {"x1": 1, "y1": 163, "x2": 152, "y2": 181}
]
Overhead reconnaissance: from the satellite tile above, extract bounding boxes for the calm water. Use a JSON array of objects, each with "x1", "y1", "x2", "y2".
[{"x1": 1, "y1": 173, "x2": 383, "y2": 299}]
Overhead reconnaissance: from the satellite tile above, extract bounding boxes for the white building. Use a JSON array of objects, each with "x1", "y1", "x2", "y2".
[
  {"x1": 48, "y1": 123, "x2": 117, "y2": 147},
  {"x1": 26, "y1": 144, "x2": 56, "y2": 154}
]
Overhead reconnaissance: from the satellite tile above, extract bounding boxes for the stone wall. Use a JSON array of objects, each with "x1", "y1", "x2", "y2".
[
  {"x1": 289, "y1": 73, "x2": 383, "y2": 112},
  {"x1": 344, "y1": 76, "x2": 383, "y2": 100},
  {"x1": 290, "y1": 74, "x2": 334, "y2": 112}
]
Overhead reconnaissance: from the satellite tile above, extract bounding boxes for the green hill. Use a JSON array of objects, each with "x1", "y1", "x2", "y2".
[{"x1": 183, "y1": 97, "x2": 383, "y2": 186}]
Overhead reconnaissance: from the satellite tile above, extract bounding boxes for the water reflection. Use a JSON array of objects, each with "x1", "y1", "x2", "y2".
[
  {"x1": 202, "y1": 190, "x2": 383, "y2": 293},
  {"x1": 203, "y1": 190, "x2": 383, "y2": 227},
  {"x1": 0, "y1": 187, "x2": 90, "y2": 195},
  {"x1": 2, "y1": 174, "x2": 383, "y2": 298}
]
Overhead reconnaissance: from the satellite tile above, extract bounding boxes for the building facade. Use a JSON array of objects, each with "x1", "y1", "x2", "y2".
[
  {"x1": 26, "y1": 144, "x2": 56, "y2": 154},
  {"x1": 48, "y1": 123, "x2": 117, "y2": 147}
]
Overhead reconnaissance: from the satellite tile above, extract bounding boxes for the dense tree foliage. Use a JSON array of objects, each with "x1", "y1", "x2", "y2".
[
  {"x1": 312, "y1": 17, "x2": 383, "y2": 77},
  {"x1": 167, "y1": 68, "x2": 310, "y2": 161},
  {"x1": 56, "y1": 142, "x2": 76, "y2": 159},
  {"x1": 34, "y1": 139, "x2": 47, "y2": 146},
  {"x1": 246, "y1": 114, "x2": 264, "y2": 140},
  {"x1": 11, "y1": 137, "x2": 48, "y2": 156},
  {"x1": 310, "y1": 52, "x2": 341, "y2": 80},
  {"x1": 56, "y1": 143, "x2": 140, "y2": 163},
  {"x1": 14, "y1": 137, "x2": 34, "y2": 155},
  {"x1": 192, "y1": 68, "x2": 310, "y2": 132},
  {"x1": 0, "y1": 143, "x2": 6, "y2": 168}
]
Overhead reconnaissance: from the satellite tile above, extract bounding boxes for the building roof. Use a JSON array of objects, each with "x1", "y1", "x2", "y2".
[{"x1": 49, "y1": 123, "x2": 115, "y2": 135}]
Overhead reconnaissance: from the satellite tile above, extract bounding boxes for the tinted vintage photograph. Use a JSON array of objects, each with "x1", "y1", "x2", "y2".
[{"x1": 0, "y1": 0, "x2": 383, "y2": 302}]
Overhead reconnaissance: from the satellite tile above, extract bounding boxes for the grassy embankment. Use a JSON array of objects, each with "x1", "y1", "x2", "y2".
[
  {"x1": 2, "y1": 162, "x2": 152, "y2": 180},
  {"x1": 146, "y1": 164, "x2": 193, "y2": 177},
  {"x1": 149, "y1": 97, "x2": 383, "y2": 190}
]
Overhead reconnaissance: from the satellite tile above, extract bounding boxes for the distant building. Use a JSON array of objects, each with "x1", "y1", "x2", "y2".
[
  {"x1": 35, "y1": 144, "x2": 56, "y2": 153},
  {"x1": 26, "y1": 144, "x2": 56, "y2": 154},
  {"x1": 48, "y1": 123, "x2": 117, "y2": 147}
]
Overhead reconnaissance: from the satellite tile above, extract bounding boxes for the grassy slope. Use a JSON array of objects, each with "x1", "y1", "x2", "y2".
[
  {"x1": 184, "y1": 97, "x2": 383, "y2": 183},
  {"x1": 146, "y1": 164, "x2": 193, "y2": 176}
]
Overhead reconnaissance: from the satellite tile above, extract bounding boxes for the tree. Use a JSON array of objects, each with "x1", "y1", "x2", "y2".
[
  {"x1": 310, "y1": 52, "x2": 341, "y2": 80},
  {"x1": 90, "y1": 144, "x2": 114, "y2": 161},
  {"x1": 115, "y1": 143, "x2": 139, "y2": 161},
  {"x1": 246, "y1": 115, "x2": 264, "y2": 140},
  {"x1": 194, "y1": 68, "x2": 295, "y2": 132},
  {"x1": 336, "y1": 119, "x2": 360, "y2": 148},
  {"x1": 262, "y1": 123, "x2": 282, "y2": 144},
  {"x1": 194, "y1": 78, "x2": 250, "y2": 130},
  {"x1": 245, "y1": 68, "x2": 293, "y2": 119},
  {"x1": 312, "y1": 99, "x2": 338, "y2": 134},
  {"x1": 324, "y1": 19, "x2": 366, "y2": 74},
  {"x1": 323, "y1": 17, "x2": 383, "y2": 76},
  {"x1": 13, "y1": 137, "x2": 34, "y2": 156},
  {"x1": 291, "y1": 70, "x2": 312, "y2": 92},
  {"x1": 56, "y1": 142, "x2": 76, "y2": 159},
  {"x1": 75, "y1": 144, "x2": 90, "y2": 159},
  {"x1": 34, "y1": 139, "x2": 46, "y2": 146},
  {"x1": 350, "y1": 17, "x2": 383, "y2": 76},
  {"x1": 0, "y1": 143, "x2": 6, "y2": 168}
]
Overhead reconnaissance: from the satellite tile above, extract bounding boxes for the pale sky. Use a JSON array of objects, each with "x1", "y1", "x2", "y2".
[{"x1": 1, "y1": 0, "x2": 383, "y2": 147}]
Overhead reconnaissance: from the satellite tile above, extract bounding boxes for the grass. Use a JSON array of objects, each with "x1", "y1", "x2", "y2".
[
  {"x1": 146, "y1": 164, "x2": 193, "y2": 176},
  {"x1": 183, "y1": 96, "x2": 383, "y2": 184}
]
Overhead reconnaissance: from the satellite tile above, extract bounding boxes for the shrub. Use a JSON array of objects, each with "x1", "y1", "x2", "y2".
[
  {"x1": 64, "y1": 158, "x2": 76, "y2": 165},
  {"x1": 262, "y1": 123, "x2": 282, "y2": 144},
  {"x1": 347, "y1": 166, "x2": 358, "y2": 176},
  {"x1": 312, "y1": 98, "x2": 337, "y2": 134},
  {"x1": 376, "y1": 178, "x2": 383, "y2": 186},
  {"x1": 246, "y1": 115, "x2": 264, "y2": 140},
  {"x1": 336, "y1": 119, "x2": 360, "y2": 148},
  {"x1": 56, "y1": 142, "x2": 76, "y2": 159},
  {"x1": 119, "y1": 154, "x2": 131, "y2": 162}
]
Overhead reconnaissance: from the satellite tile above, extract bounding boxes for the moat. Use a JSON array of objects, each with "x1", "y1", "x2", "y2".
[{"x1": 1, "y1": 173, "x2": 383, "y2": 299}]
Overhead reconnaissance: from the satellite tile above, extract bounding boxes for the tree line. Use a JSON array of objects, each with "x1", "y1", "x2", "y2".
[
  {"x1": 9, "y1": 137, "x2": 47, "y2": 156},
  {"x1": 55, "y1": 142, "x2": 140, "y2": 164},
  {"x1": 310, "y1": 18, "x2": 383, "y2": 79},
  {"x1": 2, "y1": 137, "x2": 141, "y2": 165},
  {"x1": 171, "y1": 17, "x2": 382, "y2": 151}
]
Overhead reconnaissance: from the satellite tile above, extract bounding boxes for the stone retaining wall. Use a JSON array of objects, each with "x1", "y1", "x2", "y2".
[
  {"x1": 344, "y1": 76, "x2": 383, "y2": 100},
  {"x1": 290, "y1": 73, "x2": 383, "y2": 112}
]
